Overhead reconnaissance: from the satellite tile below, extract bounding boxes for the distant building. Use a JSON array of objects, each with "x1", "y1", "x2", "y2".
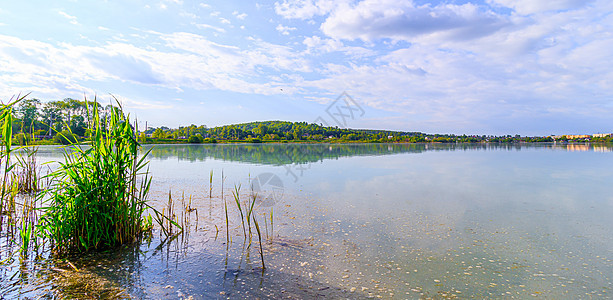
[
  {"x1": 593, "y1": 133, "x2": 612, "y2": 138},
  {"x1": 566, "y1": 135, "x2": 590, "y2": 139},
  {"x1": 551, "y1": 134, "x2": 590, "y2": 139}
]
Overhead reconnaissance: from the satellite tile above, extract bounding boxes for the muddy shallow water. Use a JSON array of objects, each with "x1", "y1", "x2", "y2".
[{"x1": 1, "y1": 143, "x2": 612, "y2": 298}]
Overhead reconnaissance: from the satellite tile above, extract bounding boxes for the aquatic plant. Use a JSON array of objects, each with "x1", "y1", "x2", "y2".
[
  {"x1": 252, "y1": 212, "x2": 265, "y2": 269},
  {"x1": 246, "y1": 190, "x2": 256, "y2": 244},
  {"x1": 209, "y1": 170, "x2": 213, "y2": 199},
  {"x1": 270, "y1": 207, "x2": 273, "y2": 242},
  {"x1": 221, "y1": 170, "x2": 229, "y2": 244},
  {"x1": 153, "y1": 190, "x2": 182, "y2": 238},
  {"x1": 232, "y1": 184, "x2": 247, "y2": 237},
  {"x1": 39, "y1": 97, "x2": 153, "y2": 254},
  {"x1": 14, "y1": 146, "x2": 40, "y2": 194},
  {"x1": 0, "y1": 94, "x2": 25, "y2": 236}
]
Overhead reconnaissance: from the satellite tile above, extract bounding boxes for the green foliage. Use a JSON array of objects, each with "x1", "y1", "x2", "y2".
[
  {"x1": 187, "y1": 134, "x2": 203, "y2": 143},
  {"x1": 151, "y1": 128, "x2": 168, "y2": 139},
  {"x1": 138, "y1": 132, "x2": 149, "y2": 143},
  {"x1": 40, "y1": 97, "x2": 152, "y2": 254},
  {"x1": 14, "y1": 133, "x2": 31, "y2": 145},
  {"x1": 53, "y1": 130, "x2": 78, "y2": 145},
  {"x1": 17, "y1": 98, "x2": 40, "y2": 134},
  {"x1": 69, "y1": 115, "x2": 87, "y2": 137}
]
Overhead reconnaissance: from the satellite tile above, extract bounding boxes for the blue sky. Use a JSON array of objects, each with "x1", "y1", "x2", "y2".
[{"x1": 1, "y1": 0, "x2": 612, "y2": 135}]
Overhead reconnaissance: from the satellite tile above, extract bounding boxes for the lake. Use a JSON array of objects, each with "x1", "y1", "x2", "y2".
[{"x1": 2, "y1": 143, "x2": 612, "y2": 298}]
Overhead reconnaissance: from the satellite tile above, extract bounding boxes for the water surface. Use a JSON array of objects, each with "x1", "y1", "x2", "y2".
[{"x1": 2, "y1": 143, "x2": 612, "y2": 298}]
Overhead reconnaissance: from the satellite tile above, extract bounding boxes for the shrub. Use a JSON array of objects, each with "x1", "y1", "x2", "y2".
[
  {"x1": 187, "y1": 134, "x2": 203, "y2": 143},
  {"x1": 53, "y1": 130, "x2": 78, "y2": 145},
  {"x1": 14, "y1": 133, "x2": 30, "y2": 145}
]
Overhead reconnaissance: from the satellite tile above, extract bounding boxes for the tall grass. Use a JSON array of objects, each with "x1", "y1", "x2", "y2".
[
  {"x1": 0, "y1": 94, "x2": 24, "y2": 236},
  {"x1": 14, "y1": 146, "x2": 39, "y2": 194},
  {"x1": 39, "y1": 97, "x2": 153, "y2": 254}
]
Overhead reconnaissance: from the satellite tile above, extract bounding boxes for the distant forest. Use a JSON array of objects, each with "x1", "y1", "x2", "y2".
[{"x1": 6, "y1": 98, "x2": 613, "y2": 145}]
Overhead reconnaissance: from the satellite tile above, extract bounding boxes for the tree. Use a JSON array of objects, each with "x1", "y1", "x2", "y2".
[
  {"x1": 70, "y1": 115, "x2": 87, "y2": 137},
  {"x1": 255, "y1": 124, "x2": 268, "y2": 137},
  {"x1": 187, "y1": 134, "x2": 203, "y2": 143},
  {"x1": 17, "y1": 98, "x2": 40, "y2": 134},
  {"x1": 152, "y1": 128, "x2": 166, "y2": 139},
  {"x1": 40, "y1": 101, "x2": 64, "y2": 135},
  {"x1": 53, "y1": 130, "x2": 78, "y2": 145}
]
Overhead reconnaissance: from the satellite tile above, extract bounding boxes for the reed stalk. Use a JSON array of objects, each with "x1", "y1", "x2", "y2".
[
  {"x1": 252, "y1": 213, "x2": 265, "y2": 270},
  {"x1": 232, "y1": 184, "x2": 247, "y2": 237},
  {"x1": 209, "y1": 170, "x2": 213, "y2": 199},
  {"x1": 222, "y1": 170, "x2": 229, "y2": 244}
]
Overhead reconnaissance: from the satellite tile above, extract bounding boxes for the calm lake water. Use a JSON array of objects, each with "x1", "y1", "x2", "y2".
[{"x1": 2, "y1": 143, "x2": 613, "y2": 298}]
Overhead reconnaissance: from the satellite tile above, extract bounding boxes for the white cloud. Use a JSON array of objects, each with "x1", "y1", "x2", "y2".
[
  {"x1": 274, "y1": 0, "x2": 345, "y2": 19},
  {"x1": 199, "y1": 3, "x2": 211, "y2": 9},
  {"x1": 195, "y1": 23, "x2": 226, "y2": 33},
  {"x1": 276, "y1": 24, "x2": 297, "y2": 35},
  {"x1": 219, "y1": 17, "x2": 231, "y2": 24},
  {"x1": 0, "y1": 31, "x2": 312, "y2": 100},
  {"x1": 113, "y1": 93, "x2": 173, "y2": 110},
  {"x1": 288, "y1": 1, "x2": 613, "y2": 133},
  {"x1": 303, "y1": 35, "x2": 375, "y2": 57},
  {"x1": 58, "y1": 11, "x2": 80, "y2": 25},
  {"x1": 487, "y1": 0, "x2": 591, "y2": 14},
  {"x1": 320, "y1": 0, "x2": 508, "y2": 42},
  {"x1": 233, "y1": 11, "x2": 248, "y2": 19}
]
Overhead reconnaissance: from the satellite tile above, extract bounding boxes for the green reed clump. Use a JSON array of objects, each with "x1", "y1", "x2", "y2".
[
  {"x1": 14, "y1": 146, "x2": 40, "y2": 194},
  {"x1": 0, "y1": 94, "x2": 24, "y2": 234},
  {"x1": 39, "y1": 97, "x2": 153, "y2": 254}
]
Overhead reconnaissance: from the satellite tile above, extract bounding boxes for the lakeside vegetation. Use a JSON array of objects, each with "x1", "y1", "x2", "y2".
[
  {"x1": 1, "y1": 95, "x2": 157, "y2": 257},
  {"x1": 7, "y1": 98, "x2": 613, "y2": 145}
]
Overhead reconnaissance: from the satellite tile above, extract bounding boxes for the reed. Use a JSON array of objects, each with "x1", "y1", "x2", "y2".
[
  {"x1": 14, "y1": 146, "x2": 39, "y2": 194},
  {"x1": 252, "y1": 213, "x2": 265, "y2": 269},
  {"x1": 39, "y1": 96, "x2": 154, "y2": 254},
  {"x1": 153, "y1": 190, "x2": 182, "y2": 237},
  {"x1": 209, "y1": 170, "x2": 213, "y2": 199},
  {"x1": 0, "y1": 95, "x2": 23, "y2": 233},
  {"x1": 221, "y1": 170, "x2": 229, "y2": 244},
  {"x1": 246, "y1": 191, "x2": 256, "y2": 245},
  {"x1": 232, "y1": 184, "x2": 247, "y2": 237},
  {"x1": 0, "y1": 95, "x2": 35, "y2": 250},
  {"x1": 270, "y1": 207, "x2": 274, "y2": 242}
]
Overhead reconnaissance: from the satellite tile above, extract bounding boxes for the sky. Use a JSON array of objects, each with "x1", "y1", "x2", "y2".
[{"x1": 1, "y1": 0, "x2": 612, "y2": 135}]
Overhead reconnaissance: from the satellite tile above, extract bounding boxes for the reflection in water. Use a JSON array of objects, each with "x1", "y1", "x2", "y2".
[
  {"x1": 1, "y1": 143, "x2": 613, "y2": 298},
  {"x1": 146, "y1": 143, "x2": 612, "y2": 165}
]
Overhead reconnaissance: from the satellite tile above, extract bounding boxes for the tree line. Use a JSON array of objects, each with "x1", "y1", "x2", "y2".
[
  {"x1": 7, "y1": 98, "x2": 612, "y2": 145},
  {"x1": 9, "y1": 97, "x2": 121, "y2": 144}
]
